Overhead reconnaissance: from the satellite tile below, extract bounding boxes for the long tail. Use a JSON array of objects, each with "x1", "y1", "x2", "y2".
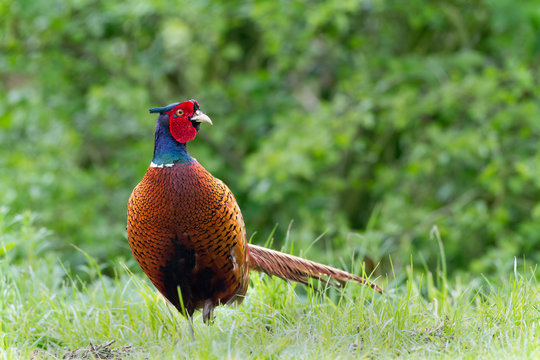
[{"x1": 247, "y1": 244, "x2": 382, "y2": 293}]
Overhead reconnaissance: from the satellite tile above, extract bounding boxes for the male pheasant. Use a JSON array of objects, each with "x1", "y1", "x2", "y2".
[{"x1": 127, "y1": 99, "x2": 381, "y2": 324}]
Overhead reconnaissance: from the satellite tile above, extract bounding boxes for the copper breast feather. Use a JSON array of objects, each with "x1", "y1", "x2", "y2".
[{"x1": 127, "y1": 160, "x2": 249, "y2": 320}]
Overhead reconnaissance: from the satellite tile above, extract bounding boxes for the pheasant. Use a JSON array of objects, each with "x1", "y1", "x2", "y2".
[{"x1": 127, "y1": 99, "x2": 381, "y2": 324}]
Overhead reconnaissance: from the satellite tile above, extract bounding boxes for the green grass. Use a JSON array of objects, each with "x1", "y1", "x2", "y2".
[
  {"x1": 1, "y1": 213, "x2": 539, "y2": 359},
  {"x1": 0, "y1": 253, "x2": 538, "y2": 359}
]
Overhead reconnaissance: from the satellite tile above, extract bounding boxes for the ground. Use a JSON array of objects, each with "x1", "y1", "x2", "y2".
[{"x1": 1, "y1": 254, "x2": 538, "y2": 359}]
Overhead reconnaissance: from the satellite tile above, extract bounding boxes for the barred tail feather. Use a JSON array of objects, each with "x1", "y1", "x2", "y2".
[{"x1": 247, "y1": 244, "x2": 382, "y2": 293}]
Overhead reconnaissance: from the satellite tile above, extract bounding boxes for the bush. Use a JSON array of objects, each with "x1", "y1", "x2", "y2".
[{"x1": 1, "y1": 0, "x2": 539, "y2": 275}]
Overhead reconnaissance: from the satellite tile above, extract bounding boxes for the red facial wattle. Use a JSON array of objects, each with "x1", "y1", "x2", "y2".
[
  {"x1": 170, "y1": 117, "x2": 197, "y2": 143},
  {"x1": 168, "y1": 102, "x2": 197, "y2": 143}
]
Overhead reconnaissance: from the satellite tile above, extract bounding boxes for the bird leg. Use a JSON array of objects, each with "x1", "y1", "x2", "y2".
[{"x1": 202, "y1": 299, "x2": 215, "y2": 325}]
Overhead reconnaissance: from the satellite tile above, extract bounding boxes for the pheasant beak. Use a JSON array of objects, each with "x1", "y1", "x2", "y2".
[{"x1": 190, "y1": 110, "x2": 213, "y2": 125}]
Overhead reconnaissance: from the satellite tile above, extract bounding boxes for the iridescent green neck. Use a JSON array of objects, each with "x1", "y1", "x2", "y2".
[{"x1": 152, "y1": 122, "x2": 193, "y2": 166}]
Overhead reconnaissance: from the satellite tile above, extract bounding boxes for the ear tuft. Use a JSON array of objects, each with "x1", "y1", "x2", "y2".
[
  {"x1": 149, "y1": 102, "x2": 181, "y2": 114},
  {"x1": 149, "y1": 107, "x2": 165, "y2": 114}
]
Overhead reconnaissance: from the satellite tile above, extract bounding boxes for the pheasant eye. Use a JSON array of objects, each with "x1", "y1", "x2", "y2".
[{"x1": 176, "y1": 109, "x2": 184, "y2": 116}]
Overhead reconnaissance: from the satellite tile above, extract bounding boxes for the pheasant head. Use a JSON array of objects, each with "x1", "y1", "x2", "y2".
[
  {"x1": 149, "y1": 99, "x2": 212, "y2": 166},
  {"x1": 150, "y1": 99, "x2": 212, "y2": 143}
]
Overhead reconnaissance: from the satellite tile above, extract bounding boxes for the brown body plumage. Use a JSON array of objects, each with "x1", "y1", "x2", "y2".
[
  {"x1": 127, "y1": 100, "x2": 380, "y2": 324},
  {"x1": 128, "y1": 161, "x2": 250, "y2": 321}
]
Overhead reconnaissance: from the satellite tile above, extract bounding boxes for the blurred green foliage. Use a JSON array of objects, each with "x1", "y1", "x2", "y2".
[{"x1": 1, "y1": 0, "x2": 539, "y2": 276}]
